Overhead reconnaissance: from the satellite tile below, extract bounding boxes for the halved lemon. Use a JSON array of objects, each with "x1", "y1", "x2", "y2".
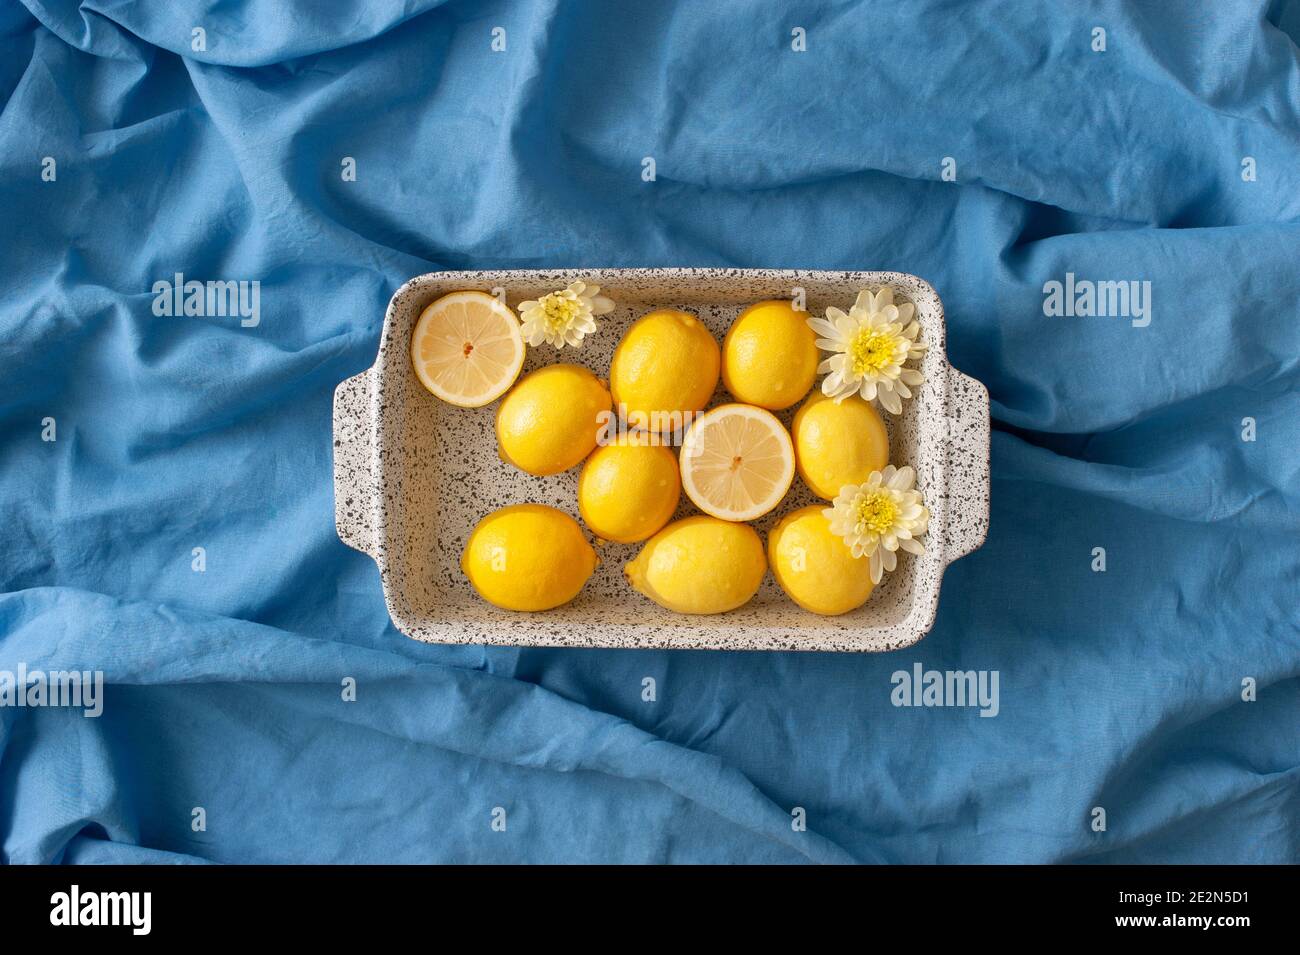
[
  {"x1": 410, "y1": 291, "x2": 525, "y2": 407},
  {"x1": 679, "y1": 404, "x2": 795, "y2": 522}
]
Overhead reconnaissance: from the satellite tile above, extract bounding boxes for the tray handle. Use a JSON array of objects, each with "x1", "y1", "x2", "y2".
[
  {"x1": 943, "y1": 365, "x2": 990, "y2": 563},
  {"x1": 333, "y1": 369, "x2": 379, "y2": 558}
]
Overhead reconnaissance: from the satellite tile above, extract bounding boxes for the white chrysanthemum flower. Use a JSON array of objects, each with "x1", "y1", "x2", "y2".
[
  {"x1": 807, "y1": 286, "x2": 926, "y2": 413},
  {"x1": 517, "y1": 281, "x2": 614, "y2": 349},
  {"x1": 824, "y1": 465, "x2": 930, "y2": 584}
]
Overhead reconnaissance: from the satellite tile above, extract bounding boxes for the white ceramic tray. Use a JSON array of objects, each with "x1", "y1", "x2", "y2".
[{"x1": 334, "y1": 269, "x2": 988, "y2": 652}]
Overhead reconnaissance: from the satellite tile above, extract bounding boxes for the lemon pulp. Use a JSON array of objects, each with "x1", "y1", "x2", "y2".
[
  {"x1": 679, "y1": 403, "x2": 795, "y2": 522},
  {"x1": 410, "y1": 291, "x2": 525, "y2": 407}
]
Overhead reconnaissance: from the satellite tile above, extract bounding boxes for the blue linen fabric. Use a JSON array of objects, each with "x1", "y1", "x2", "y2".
[{"x1": 1, "y1": 0, "x2": 1297, "y2": 864}]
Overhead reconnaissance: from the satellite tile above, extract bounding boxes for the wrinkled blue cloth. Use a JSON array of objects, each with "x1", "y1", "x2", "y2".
[{"x1": 1, "y1": 0, "x2": 1298, "y2": 865}]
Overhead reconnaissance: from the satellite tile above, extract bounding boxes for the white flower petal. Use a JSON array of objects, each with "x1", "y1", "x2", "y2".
[{"x1": 808, "y1": 316, "x2": 840, "y2": 338}]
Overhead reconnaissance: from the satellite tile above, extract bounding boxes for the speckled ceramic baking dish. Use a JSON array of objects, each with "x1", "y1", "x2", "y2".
[{"x1": 334, "y1": 269, "x2": 988, "y2": 652}]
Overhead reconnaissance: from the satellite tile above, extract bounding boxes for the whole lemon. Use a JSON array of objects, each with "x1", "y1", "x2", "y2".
[
  {"x1": 624, "y1": 516, "x2": 765, "y2": 614},
  {"x1": 578, "y1": 436, "x2": 681, "y2": 543},
  {"x1": 722, "y1": 300, "x2": 819, "y2": 410},
  {"x1": 768, "y1": 505, "x2": 875, "y2": 615},
  {"x1": 496, "y1": 364, "x2": 611, "y2": 476},
  {"x1": 462, "y1": 504, "x2": 598, "y2": 611},
  {"x1": 792, "y1": 391, "x2": 889, "y2": 500},
  {"x1": 610, "y1": 309, "x2": 719, "y2": 432}
]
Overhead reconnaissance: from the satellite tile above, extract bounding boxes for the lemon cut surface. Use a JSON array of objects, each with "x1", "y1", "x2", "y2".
[
  {"x1": 679, "y1": 404, "x2": 795, "y2": 522},
  {"x1": 410, "y1": 291, "x2": 525, "y2": 407}
]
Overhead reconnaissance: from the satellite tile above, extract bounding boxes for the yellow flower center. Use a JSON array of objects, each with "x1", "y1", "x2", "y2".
[
  {"x1": 849, "y1": 326, "x2": 898, "y2": 376},
  {"x1": 540, "y1": 294, "x2": 580, "y2": 332},
  {"x1": 854, "y1": 490, "x2": 899, "y2": 536}
]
